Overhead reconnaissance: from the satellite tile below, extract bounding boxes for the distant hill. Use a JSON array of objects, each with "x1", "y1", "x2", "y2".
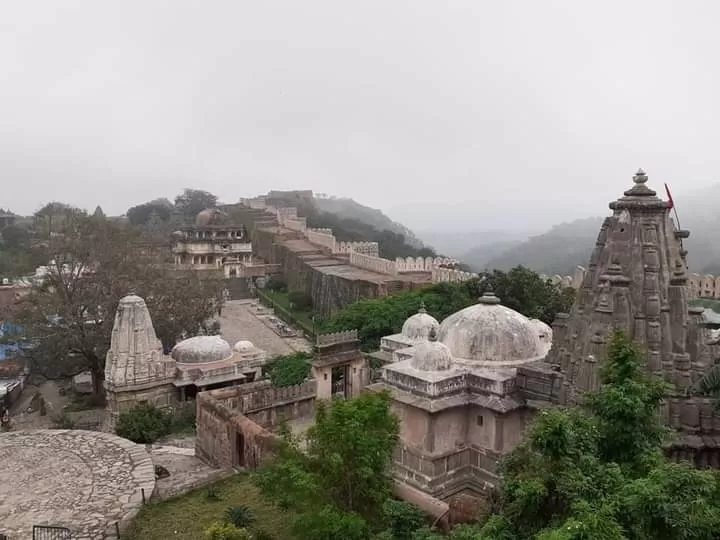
[
  {"x1": 469, "y1": 183, "x2": 720, "y2": 275},
  {"x1": 264, "y1": 192, "x2": 437, "y2": 260},
  {"x1": 314, "y1": 196, "x2": 426, "y2": 249},
  {"x1": 417, "y1": 230, "x2": 530, "y2": 260},
  {"x1": 482, "y1": 217, "x2": 603, "y2": 275}
]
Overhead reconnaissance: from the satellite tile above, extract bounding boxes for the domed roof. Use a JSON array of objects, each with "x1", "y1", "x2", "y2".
[
  {"x1": 411, "y1": 329, "x2": 453, "y2": 371},
  {"x1": 437, "y1": 291, "x2": 545, "y2": 364},
  {"x1": 171, "y1": 335, "x2": 232, "y2": 364},
  {"x1": 529, "y1": 319, "x2": 553, "y2": 347},
  {"x1": 233, "y1": 340, "x2": 255, "y2": 352},
  {"x1": 195, "y1": 208, "x2": 228, "y2": 226},
  {"x1": 401, "y1": 304, "x2": 440, "y2": 340}
]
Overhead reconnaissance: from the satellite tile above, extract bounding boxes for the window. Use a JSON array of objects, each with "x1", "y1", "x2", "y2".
[{"x1": 477, "y1": 415, "x2": 484, "y2": 426}]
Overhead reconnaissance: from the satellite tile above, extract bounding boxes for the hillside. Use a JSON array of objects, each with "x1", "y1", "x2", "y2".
[
  {"x1": 472, "y1": 183, "x2": 720, "y2": 275},
  {"x1": 482, "y1": 217, "x2": 603, "y2": 275},
  {"x1": 313, "y1": 196, "x2": 426, "y2": 249},
  {"x1": 267, "y1": 192, "x2": 437, "y2": 260}
]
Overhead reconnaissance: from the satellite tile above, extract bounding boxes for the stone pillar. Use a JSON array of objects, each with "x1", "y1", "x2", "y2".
[{"x1": 312, "y1": 365, "x2": 332, "y2": 400}]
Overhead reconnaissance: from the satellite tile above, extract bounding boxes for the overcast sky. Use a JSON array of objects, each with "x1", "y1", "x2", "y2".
[{"x1": 2, "y1": 1, "x2": 719, "y2": 233}]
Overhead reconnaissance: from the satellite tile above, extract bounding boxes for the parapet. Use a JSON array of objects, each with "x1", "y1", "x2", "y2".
[{"x1": 316, "y1": 330, "x2": 359, "y2": 347}]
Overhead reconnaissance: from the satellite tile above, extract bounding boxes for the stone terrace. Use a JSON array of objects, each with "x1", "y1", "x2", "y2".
[
  {"x1": 218, "y1": 299, "x2": 311, "y2": 357},
  {"x1": 0, "y1": 429, "x2": 155, "y2": 539}
]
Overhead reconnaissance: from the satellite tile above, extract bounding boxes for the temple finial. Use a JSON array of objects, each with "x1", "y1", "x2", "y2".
[
  {"x1": 418, "y1": 301, "x2": 427, "y2": 314},
  {"x1": 633, "y1": 168, "x2": 648, "y2": 184}
]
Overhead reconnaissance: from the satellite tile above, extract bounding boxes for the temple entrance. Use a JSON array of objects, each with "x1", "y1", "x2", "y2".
[
  {"x1": 331, "y1": 365, "x2": 350, "y2": 399},
  {"x1": 234, "y1": 431, "x2": 245, "y2": 467}
]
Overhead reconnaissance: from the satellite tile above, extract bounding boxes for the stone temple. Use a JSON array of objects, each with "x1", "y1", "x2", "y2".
[
  {"x1": 519, "y1": 169, "x2": 720, "y2": 466},
  {"x1": 104, "y1": 294, "x2": 270, "y2": 431},
  {"x1": 367, "y1": 169, "x2": 720, "y2": 506},
  {"x1": 367, "y1": 293, "x2": 553, "y2": 499}
]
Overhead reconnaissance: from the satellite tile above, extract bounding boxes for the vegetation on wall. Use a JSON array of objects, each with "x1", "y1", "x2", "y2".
[
  {"x1": 263, "y1": 352, "x2": 313, "y2": 387},
  {"x1": 321, "y1": 266, "x2": 576, "y2": 351}
]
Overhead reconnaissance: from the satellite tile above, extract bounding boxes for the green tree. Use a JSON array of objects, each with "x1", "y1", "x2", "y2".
[
  {"x1": 174, "y1": 188, "x2": 219, "y2": 222},
  {"x1": 322, "y1": 267, "x2": 574, "y2": 351},
  {"x1": 476, "y1": 331, "x2": 720, "y2": 540},
  {"x1": 263, "y1": 352, "x2": 312, "y2": 387},
  {"x1": 254, "y1": 391, "x2": 400, "y2": 534},
  {"x1": 126, "y1": 199, "x2": 173, "y2": 227},
  {"x1": 14, "y1": 215, "x2": 224, "y2": 392}
]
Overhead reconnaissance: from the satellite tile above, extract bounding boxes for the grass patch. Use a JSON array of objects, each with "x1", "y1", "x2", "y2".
[
  {"x1": 123, "y1": 474, "x2": 292, "y2": 540},
  {"x1": 257, "y1": 289, "x2": 317, "y2": 335}
]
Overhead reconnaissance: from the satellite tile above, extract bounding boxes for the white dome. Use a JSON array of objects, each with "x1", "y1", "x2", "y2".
[
  {"x1": 171, "y1": 335, "x2": 232, "y2": 364},
  {"x1": 411, "y1": 331, "x2": 453, "y2": 371},
  {"x1": 437, "y1": 292, "x2": 545, "y2": 364},
  {"x1": 529, "y1": 319, "x2": 553, "y2": 348},
  {"x1": 234, "y1": 340, "x2": 255, "y2": 352},
  {"x1": 402, "y1": 305, "x2": 440, "y2": 340}
]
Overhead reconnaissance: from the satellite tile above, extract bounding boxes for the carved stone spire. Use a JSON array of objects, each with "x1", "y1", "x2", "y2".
[{"x1": 104, "y1": 294, "x2": 165, "y2": 389}]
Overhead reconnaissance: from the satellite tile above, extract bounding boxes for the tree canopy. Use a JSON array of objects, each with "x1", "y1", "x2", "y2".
[
  {"x1": 440, "y1": 332, "x2": 720, "y2": 540},
  {"x1": 321, "y1": 266, "x2": 575, "y2": 351},
  {"x1": 174, "y1": 188, "x2": 219, "y2": 221},
  {"x1": 13, "y1": 213, "x2": 224, "y2": 393}
]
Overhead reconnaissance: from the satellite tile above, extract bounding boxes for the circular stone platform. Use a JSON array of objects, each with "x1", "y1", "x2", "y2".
[{"x1": 0, "y1": 429, "x2": 156, "y2": 539}]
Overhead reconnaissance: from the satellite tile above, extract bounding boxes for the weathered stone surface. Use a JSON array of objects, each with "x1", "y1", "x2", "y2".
[
  {"x1": 535, "y1": 169, "x2": 720, "y2": 457},
  {"x1": 0, "y1": 430, "x2": 155, "y2": 539}
]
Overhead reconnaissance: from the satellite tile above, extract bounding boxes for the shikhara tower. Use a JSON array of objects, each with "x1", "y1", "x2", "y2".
[{"x1": 537, "y1": 169, "x2": 720, "y2": 465}]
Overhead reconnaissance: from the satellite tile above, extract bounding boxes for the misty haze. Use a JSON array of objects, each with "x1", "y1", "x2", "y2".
[{"x1": 4, "y1": 2, "x2": 720, "y2": 539}]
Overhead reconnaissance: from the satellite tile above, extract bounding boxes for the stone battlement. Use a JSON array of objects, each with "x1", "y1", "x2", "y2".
[
  {"x1": 243, "y1": 198, "x2": 460, "y2": 283},
  {"x1": 688, "y1": 274, "x2": 720, "y2": 300},
  {"x1": 336, "y1": 241, "x2": 380, "y2": 257},
  {"x1": 539, "y1": 266, "x2": 588, "y2": 290},
  {"x1": 350, "y1": 251, "x2": 398, "y2": 276},
  {"x1": 316, "y1": 329, "x2": 359, "y2": 347},
  {"x1": 395, "y1": 256, "x2": 461, "y2": 273},
  {"x1": 431, "y1": 267, "x2": 477, "y2": 283},
  {"x1": 204, "y1": 379, "x2": 317, "y2": 415},
  {"x1": 541, "y1": 266, "x2": 711, "y2": 300}
]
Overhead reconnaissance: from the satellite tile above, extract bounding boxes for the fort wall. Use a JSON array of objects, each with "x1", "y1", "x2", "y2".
[{"x1": 195, "y1": 380, "x2": 316, "y2": 469}]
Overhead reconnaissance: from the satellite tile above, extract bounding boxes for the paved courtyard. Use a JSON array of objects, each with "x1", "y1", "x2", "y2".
[
  {"x1": 218, "y1": 299, "x2": 311, "y2": 357},
  {"x1": 0, "y1": 430, "x2": 156, "y2": 539}
]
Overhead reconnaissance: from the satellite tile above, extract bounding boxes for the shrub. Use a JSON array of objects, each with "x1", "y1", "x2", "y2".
[
  {"x1": 224, "y1": 506, "x2": 256, "y2": 529},
  {"x1": 115, "y1": 403, "x2": 172, "y2": 444},
  {"x1": 203, "y1": 522, "x2": 251, "y2": 540},
  {"x1": 287, "y1": 290, "x2": 313, "y2": 311},
  {"x1": 265, "y1": 275, "x2": 288, "y2": 292},
  {"x1": 382, "y1": 499, "x2": 427, "y2": 540},
  {"x1": 205, "y1": 484, "x2": 222, "y2": 501},
  {"x1": 263, "y1": 352, "x2": 312, "y2": 387}
]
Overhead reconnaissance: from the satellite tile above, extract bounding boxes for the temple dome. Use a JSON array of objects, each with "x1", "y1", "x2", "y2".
[
  {"x1": 195, "y1": 208, "x2": 228, "y2": 226},
  {"x1": 529, "y1": 319, "x2": 553, "y2": 349},
  {"x1": 401, "y1": 305, "x2": 440, "y2": 340},
  {"x1": 437, "y1": 291, "x2": 545, "y2": 363},
  {"x1": 410, "y1": 330, "x2": 453, "y2": 371},
  {"x1": 171, "y1": 335, "x2": 232, "y2": 364},
  {"x1": 233, "y1": 340, "x2": 255, "y2": 352}
]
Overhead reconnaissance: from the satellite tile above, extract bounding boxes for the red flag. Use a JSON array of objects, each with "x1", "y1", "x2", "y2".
[{"x1": 664, "y1": 183, "x2": 674, "y2": 210}]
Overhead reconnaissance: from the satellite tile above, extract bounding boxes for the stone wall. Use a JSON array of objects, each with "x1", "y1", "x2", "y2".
[
  {"x1": 195, "y1": 380, "x2": 316, "y2": 469},
  {"x1": 431, "y1": 268, "x2": 476, "y2": 283},
  {"x1": 395, "y1": 256, "x2": 461, "y2": 273},
  {"x1": 336, "y1": 241, "x2": 380, "y2": 257},
  {"x1": 689, "y1": 273, "x2": 720, "y2": 299},
  {"x1": 350, "y1": 251, "x2": 398, "y2": 275}
]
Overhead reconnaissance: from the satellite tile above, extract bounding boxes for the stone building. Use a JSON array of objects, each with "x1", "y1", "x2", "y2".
[
  {"x1": 103, "y1": 293, "x2": 269, "y2": 431},
  {"x1": 518, "y1": 169, "x2": 720, "y2": 466},
  {"x1": 367, "y1": 292, "x2": 552, "y2": 500},
  {"x1": 172, "y1": 208, "x2": 252, "y2": 278}
]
